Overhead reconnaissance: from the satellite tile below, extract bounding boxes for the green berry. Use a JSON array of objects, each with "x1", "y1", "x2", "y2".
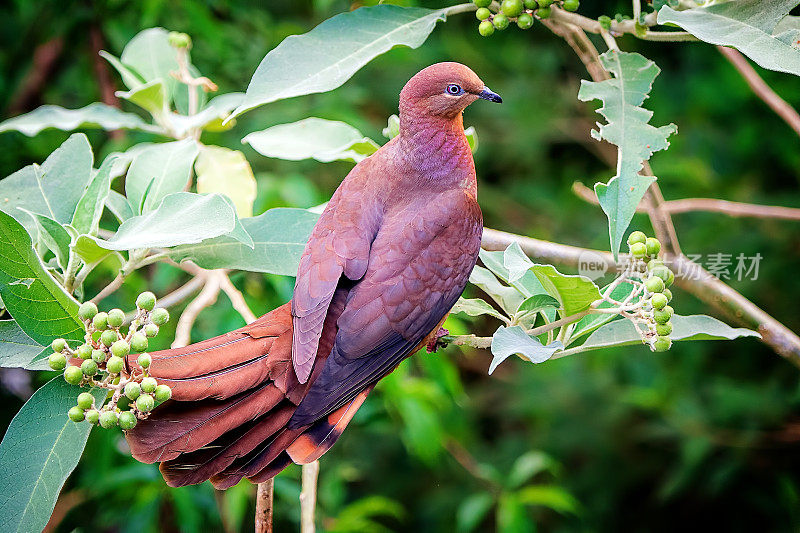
[
  {"x1": 653, "y1": 305, "x2": 674, "y2": 325},
  {"x1": 154, "y1": 384, "x2": 172, "y2": 403},
  {"x1": 68, "y1": 406, "x2": 85, "y2": 422},
  {"x1": 645, "y1": 276, "x2": 665, "y2": 294},
  {"x1": 524, "y1": 0, "x2": 537, "y2": 8},
  {"x1": 111, "y1": 340, "x2": 130, "y2": 358},
  {"x1": 144, "y1": 323, "x2": 159, "y2": 338},
  {"x1": 652, "y1": 336, "x2": 672, "y2": 352},
  {"x1": 647, "y1": 259, "x2": 664, "y2": 272},
  {"x1": 49, "y1": 352, "x2": 67, "y2": 371},
  {"x1": 107, "y1": 356, "x2": 124, "y2": 375},
  {"x1": 627, "y1": 231, "x2": 647, "y2": 246},
  {"x1": 99, "y1": 410, "x2": 118, "y2": 428},
  {"x1": 651, "y1": 266, "x2": 672, "y2": 286},
  {"x1": 150, "y1": 308, "x2": 170, "y2": 326},
  {"x1": 76, "y1": 344, "x2": 92, "y2": 360},
  {"x1": 130, "y1": 333, "x2": 148, "y2": 353},
  {"x1": 537, "y1": 0, "x2": 552, "y2": 6},
  {"x1": 630, "y1": 242, "x2": 647, "y2": 259},
  {"x1": 478, "y1": 20, "x2": 495, "y2": 36},
  {"x1": 537, "y1": 6, "x2": 551, "y2": 18},
  {"x1": 141, "y1": 377, "x2": 157, "y2": 393},
  {"x1": 51, "y1": 338, "x2": 67, "y2": 353},
  {"x1": 64, "y1": 365, "x2": 83, "y2": 385},
  {"x1": 598, "y1": 15, "x2": 612, "y2": 30},
  {"x1": 517, "y1": 12, "x2": 534, "y2": 29},
  {"x1": 656, "y1": 322, "x2": 673, "y2": 336},
  {"x1": 100, "y1": 330, "x2": 117, "y2": 347},
  {"x1": 136, "y1": 394, "x2": 155, "y2": 413},
  {"x1": 107, "y1": 309, "x2": 124, "y2": 328},
  {"x1": 136, "y1": 291, "x2": 157, "y2": 312},
  {"x1": 645, "y1": 238, "x2": 661, "y2": 257},
  {"x1": 168, "y1": 31, "x2": 191, "y2": 49},
  {"x1": 493, "y1": 13, "x2": 509, "y2": 29},
  {"x1": 501, "y1": 0, "x2": 524, "y2": 17},
  {"x1": 474, "y1": 0, "x2": 492, "y2": 7},
  {"x1": 562, "y1": 0, "x2": 579, "y2": 11},
  {"x1": 662, "y1": 288, "x2": 673, "y2": 302},
  {"x1": 476, "y1": 7, "x2": 491, "y2": 20},
  {"x1": 92, "y1": 312, "x2": 108, "y2": 331},
  {"x1": 92, "y1": 349, "x2": 107, "y2": 364},
  {"x1": 138, "y1": 353, "x2": 152, "y2": 369},
  {"x1": 78, "y1": 301, "x2": 98, "y2": 320},
  {"x1": 77, "y1": 392, "x2": 94, "y2": 410},
  {"x1": 651, "y1": 293, "x2": 668, "y2": 310},
  {"x1": 124, "y1": 382, "x2": 142, "y2": 400},
  {"x1": 85, "y1": 409, "x2": 100, "y2": 425},
  {"x1": 119, "y1": 410, "x2": 137, "y2": 430},
  {"x1": 664, "y1": 269, "x2": 675, "y2": 288},
  {"x1": 81, "y1": 359, "x2": 98, "y2": 377}
]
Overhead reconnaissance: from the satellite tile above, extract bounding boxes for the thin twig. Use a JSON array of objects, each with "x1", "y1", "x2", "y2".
[
  {"x1": 90, "y1": 273, "x2": 125, "y2": 304},
  {"x1": 219, "y1": 273, "x2": 257, "y2": 324},
  {"x1": 300, "y1": 460, "x2": 320, "y2": 533},
  {"x1": 171, "y1": 271, "x2": 221, "y2": 348},
  {"x1": 255, "y1": 481, "x2": 274, "y2": 533}
]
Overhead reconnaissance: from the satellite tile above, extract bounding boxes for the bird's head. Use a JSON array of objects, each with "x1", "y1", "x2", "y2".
[{"x1": 399, "y1": 62, "x2": 502, "y2": 120}]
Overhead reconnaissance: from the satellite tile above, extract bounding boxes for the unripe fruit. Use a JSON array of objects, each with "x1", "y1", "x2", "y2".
[
  {"x1": 493, "y1": 13, "x2": 509, "y2": 29},
  {"x1": 479, "y1": 20, "x2": 495, "y2": 36},
  {"x1": 49, "y1": 352, "x2": 67, "y2": 371},
  {"x1": 651, "y1": 265, "x2": 672, "y2": 285},
  {"x1": 627, "y1": 231, "x2": 646, "y2": 246},
  {"x1": 119, "y1": 411, "x2": 138, "y2": 430},
  {"x1": 474, "y1": 0, "x2": 492, "y2": 7},
  {"x1": 92, "y1": 312, "x2": 108, "y2": 331},
  {"x1": 537, "y1": 6, "x2": 551, "y2": 18},
  {"x1": 645, "y1": 237, "x2": 661, "y2": 257},
  {"x1": 630, "y1": 242, "x2": 647, "y2": 259},
  {"x1": 107, "y1": 356, "x2": 124, "y2": 374},
  {"x1": 598, "y1": 15, "x2": 612, "y2": 30},
  {"x1": 107, "y1": 309, "x2": 124, "y2": 328},
  {"x1": 476, "y1": 7, "x2": 491, "y2": 20},
  {"x1": 81, "y1": 359, "x2": 98, "y2": 376},
  {"x1": 653, "y1": 305, "x2": 673, "y2": 324},
  {"x1": 652, "y1": 336, "x2": 672, "y2": 352},
  {"x1": 651, "y1": 293, "x2": 668, "y2": 310},
  {"x1": 144, "y1": 323, "x2": 159, "y2": 338},
  {"x1": 664, "y1": 269, "x2": 675, "y2": 288},
  {"x1": 78, "y1": 301, "x2": 98, "y2": 320},
  {"x1": 524, "y1": 0, "x2": 537, "y2": 8},
  {"x1": 85, "y1": 409, "x2": 100, "y2": 425},
  {"x1": 138, "y1": 353, "x2": 152, "y2": 369},
  {"x1": 647, "y1": 259, "x2": 664, "y2": 272},
  {"x1": 645, "y1": 276, "x2": 665, "y2": 294},
  {"x1": 100, "y1": 330, "x2": 117, "y2": 347},
  {"x1": 517, "y1": 12, "x2": 534, "y2": 29},
  {"x1": 662, "y1": 288, "x2": 673, "y2": 302},
  {"x1": 64, "y1": 365, "x2": 83, "y2": 385},
  {"x1": 167, "y1": 31, "x2": 191, "y2": 49},
  {"x1": 76, "y1": 344, "x2": 92, "y2": 360},
  {"x1": 141, "y1": 377, "x2": 157, "y2": 393},
  {"x1": 130, "y1": 333, "x2": 148, "y2": 353},
  {"x1": 656, "y1": 322, "x2": 673, "y2": 336},
  {"x1": 151, "y1": 308, "x2": 169, "y2": 326},
  {"x1": 77, "y1": 392, "x2": 94, "y2": 410},
  {"x1": 537, "y1": 0, "x2": 552, "y2": 6},
  {"x1": 99, "y1": 410, "x2": 118, "y2": 428},
  {"x1": 154, "y1": 384, "x2": 172, "y2": 403},
  {"x1": 68, "y1": 406, "x2": 85, "y2": 422},
  {"x1": 51, "y1": 338, "x2": 67, "y2": 353},
  {"x1": 124, "y1": 382, "x2": 141, "y2": 400},
  {"x1": 92, "y1": 349, "x2": 107, "y2": 364},
  {"x1": 136, "y1": 394, "x2": 155, "y2": 413},
  {"x1": 563, "y1": 0, "x2": 579, "y2": 11},
  {"x1": 136, "y1": 291, "x2": 157, "y2": 312},
  {"x1": 501, "y1": 0, "x2": 524, "y2": 17},
  {"x1": 111, "y1": 340, "x2": 130, "y2": 358}
]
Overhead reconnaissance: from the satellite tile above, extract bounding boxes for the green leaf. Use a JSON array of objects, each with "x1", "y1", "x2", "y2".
[
  {"x1": 0, "y1": 378, "x2": 105, "y2": 533},
  {"x1": 515, "y1": 484, "x2": 580, "y2": 515},
  {"x1": 507, "y1": 451, "x2": 559, "y2": 490},
  {"x1": 516, "y1": 294, "x2": 560, "y2": 315},
  {"x1": 99, "y1": 50, "x2": 145, "y2": 90},
  {"x1": 0, "y1": 103, "x2": 157, "y2": 136},
  {"x1": 195, "y1": 146, "x2": 257, "y2": 218},
  {"x1": 125, "y1": 139, "x2": 199, "y2": 214},
  {"x1": 383, "y1": 114, "x2": 400, "y2": 139},
  {"x1": 0, "y1": 320, "x2": 48, "y2": 370},
  {"x1": 167, "y1": 207, "x2": 318, "y2": 276},
  {"x1": 231, "y1": 5, "x2": 449, "y2": 117},
  {"x1": 170, "y1": 92, "x2": 244, "y2": 136},
  {"x1": 503, "y1": 242, "x2": 534, "y2": 282},
  {"x1": 115, "y1": 79, "x2": 167, "y2": 116},
  {"x1": 0, "y1": 133, "x2": 93, "y2": 229},
  {"x1": 577, "y1": 51, "x2": 677, "y2": 257},
  {"x1": 497, "y1": 494, "x2": 534, "y2": 533},
  {"x1": 19, "y1": 210, "x2": 71, "y2": 270},
  {"x1": 658, "y1": 0, "x2": 800, "y2": 77},
  {"x1": 451, "y1": 297, "x2": 508, "y2": 323},
  {"x1": 579, "y1": 314, "x2": 761, "y2": 351},
  {"x1": 464, "y1": 126, "x2": 479, "y2": 153},
  {"x1": 244, "y1": 118, "x2": 380, "y2": 163},
  {"x1": 489, "y1": 326, "x2": 563, "y2": 374},
  {"x1": 120, "y1": 28, "x2": 182, "y2": 106},
  {"x1": 530, "y1": 264, "x2": 602, "y2": 317},
  {"x1": 105, "y1": 191, "x2": 135, "y2": 222},
  {"x1": 569, "y1": 281, "x2": 635, "y2": 344},
  {"x1": 72, "y1": 236, "x2": 124, "y2": 270},
  {"x1": 89, "y1": 192, "x2": 243, "y2": 251},
  {"x1": 478, "y1": 248, "x2": 547, "y2": 298},
  {"x1": 469, "y1": 265, "x2": 524, "y2": 315},
  {"x1": 0, "y1": 210, "x2": 83, "y2": 344},
  {"x1": 72, "y1": 156, "x2": 117, "y2": 236},
  {"x1": 456, "y1": 493, "x2": 493, "y2": 533}
]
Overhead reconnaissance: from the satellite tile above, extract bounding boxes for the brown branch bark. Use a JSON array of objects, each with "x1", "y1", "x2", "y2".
[
  {"x1": 7, "y1": 38, "x2": 64, "y2": 115},
  {"x1": 300, "y1": 460, "x2": 320, "y2": 533},
  {"x1": 255, "y1": 481, "x2": 274, "y2": 533}
]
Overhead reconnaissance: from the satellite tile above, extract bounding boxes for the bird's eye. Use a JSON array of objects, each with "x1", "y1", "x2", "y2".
[{"x1": 445, "y1": 84, "x2": 463, "y2": 96}]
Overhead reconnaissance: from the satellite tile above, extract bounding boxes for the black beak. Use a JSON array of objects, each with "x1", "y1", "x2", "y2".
[{"x1": 478, "y1": 87, "x2": 502, "y2": 103}]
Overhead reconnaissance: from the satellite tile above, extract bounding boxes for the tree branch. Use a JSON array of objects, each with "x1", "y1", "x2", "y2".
[
  {"x1": 219, "y1": 273, "x2": 257, "y2": 324},
  {"x1": 300, "y1": 460, "x2": 320, "y2": 533},
  {"x1": 255, "y1": 481, "x2": 274, "y2": 533},
  {"x1": 171, "y1": 270, "x2": 221, "y2": 348}
]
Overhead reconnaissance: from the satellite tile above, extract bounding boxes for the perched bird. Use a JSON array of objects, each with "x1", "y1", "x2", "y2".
[{"x1": 125, "y1": 62, "x2": 502, "y2": 488}]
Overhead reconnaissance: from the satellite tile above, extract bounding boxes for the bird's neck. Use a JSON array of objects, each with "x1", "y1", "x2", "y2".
[{"x1": 397, "y1": 107, "x2": 476, "y2": 195}]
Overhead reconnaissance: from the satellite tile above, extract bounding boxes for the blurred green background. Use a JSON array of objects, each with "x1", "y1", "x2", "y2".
[{"x1": 1, "y1": 0, "x2": 800, "y2": 531}]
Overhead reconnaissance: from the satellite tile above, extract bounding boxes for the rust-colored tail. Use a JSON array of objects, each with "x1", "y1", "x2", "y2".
[{"x1": 124, "y1": 302, "x2": 370, "y2": 488}]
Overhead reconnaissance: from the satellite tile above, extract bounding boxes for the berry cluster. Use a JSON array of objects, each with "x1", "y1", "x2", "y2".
[
  {"x1": 49, "y1": 292, "x2": 173, "y2": 430},
  {"x1": 474, "y1": 0, "x2": 580, "y2": 37},
  {"x1": 626, "y1": 231, "x2": 676, "y2": 353}
]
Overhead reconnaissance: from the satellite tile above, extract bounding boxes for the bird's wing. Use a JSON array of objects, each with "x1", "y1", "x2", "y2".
[{"x1": 289, "y1": 190, "x2": 482, "y2": 427}]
